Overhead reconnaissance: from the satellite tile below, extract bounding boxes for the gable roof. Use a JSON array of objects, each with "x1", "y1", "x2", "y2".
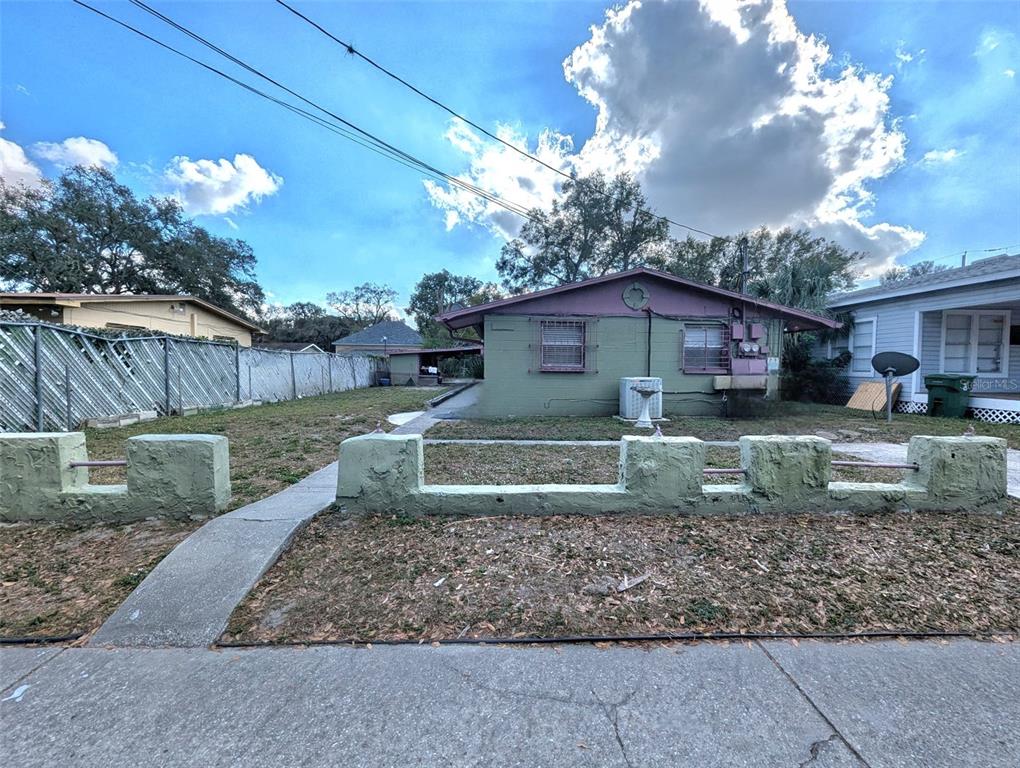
[
  {"x1": 828, "y1": 253, "x2": 1020, "y2": 308},
  {"x1": 436, "y1": 267, "x2": 840, "y2": 331},
  {"x1": 332, "y1": 319, "x2": 423, "y2": 347},
  {"x1": 0, "y1": 292, "x2": 264, "y2": 332}
]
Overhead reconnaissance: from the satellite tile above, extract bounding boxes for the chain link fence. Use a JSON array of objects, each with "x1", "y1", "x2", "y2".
[{"x1": 0, "y1": 321, "x2": 377, "y2": 432}]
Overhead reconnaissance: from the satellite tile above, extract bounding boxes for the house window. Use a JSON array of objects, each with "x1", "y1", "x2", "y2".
[
  {"x1": 540, "y1": 320, "x2": 586, "y2": 371},
  {"x1": 106, "y1": 322, "x2": 145, "y2": 332},
  {"x1": 850, "y1": 318, "x2": 876, "y2": 374},
  {"x1": 941, "y1": 311, "x2": 1010, "y2": 376},
  {"x1": 683, "y1": 323, "x2": 729, "y2": 373}
]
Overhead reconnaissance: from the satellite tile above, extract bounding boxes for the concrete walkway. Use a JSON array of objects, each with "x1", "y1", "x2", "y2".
[
  {"x1": 2, "y1": 639, "x2": 1016, "y2": 767},
  {"x1": 89, "y1": 462, "x2": 338, "y2": 648},
  {"x1": 390, "y1": 382, "x2": 481, "y2": 435}
]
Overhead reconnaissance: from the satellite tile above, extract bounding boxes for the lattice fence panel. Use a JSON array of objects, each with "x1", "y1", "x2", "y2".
[
  {"x1": 1, "y1": 321, "x2": 377, "y2": 432},
  {"x1": 969, "y1": 407, "x2": 1020, "y2": 425}
]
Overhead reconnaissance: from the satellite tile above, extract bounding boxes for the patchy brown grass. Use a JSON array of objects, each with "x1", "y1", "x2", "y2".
[
  {"x1": 0, "y1": 520, "x2": 197, "y2": 638},
  {"x1": 428, "y1": 402, "x2": 1020, "y2": 448},
  {"x1": 0, "y1": 387, "x2": 446, "y2": 640},
  {"x1": 224, "y1": 505, "x2": 1020, "y2": 644},
  {"x1": 84, "y1": 386, "x2": 446, "y2": 509},
  {"x1": 423, "y1": 443, "x2": 906, "y2": 486}
]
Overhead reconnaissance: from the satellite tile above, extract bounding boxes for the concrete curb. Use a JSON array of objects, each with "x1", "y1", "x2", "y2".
[
  {"x1": 425, "y1": 380, "x2": 479, "y2": 409},
  {"x1": 89, "y1": 463, "x2": 338, "y2": 648}
]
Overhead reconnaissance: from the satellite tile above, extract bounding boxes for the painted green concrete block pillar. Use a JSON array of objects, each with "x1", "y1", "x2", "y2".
[
  {"x1": 125, "y1": 435, "x2": 231, "y2": 518},
  {"x1": 741, "y1": 435, "x2": 831, "y2": 510},
  {"x1": 908, "y1": 435, "x2": 1007, "y2": 509},
  {"x1": 621, "y1": 436, "x2": 704, "y2": 508},
  {"x1": 337, "y1": 433, "x2": 423, "y2": 513},
  {"x1": 0, "y1": 432, "x2": 89, "y2": 521}
]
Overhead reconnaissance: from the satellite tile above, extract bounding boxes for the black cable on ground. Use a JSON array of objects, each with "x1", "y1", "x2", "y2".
[
  {"x1": 0, "y1": 633, "x2": 84, "y2": 645},
  {"x1": 215, "y1": 629, "x2": 984, "y2": 649}
]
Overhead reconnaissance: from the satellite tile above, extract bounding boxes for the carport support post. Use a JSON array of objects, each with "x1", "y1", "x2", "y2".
[
  {"x1": 33, "y1": 324, "x2": 44, "y2": 431},
  {"x1": 162, "y1": 337, "x2": 172, "y2": 416},
  {"x1": 289, "y1": 351, "x2": 297, "y2": 399}
]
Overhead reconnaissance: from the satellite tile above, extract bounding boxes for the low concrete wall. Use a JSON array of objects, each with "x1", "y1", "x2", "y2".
[
  {"x1": 335, "y1": 433, "x2": 1007, "y2": 517},
  {"x1": 0, "y1": 432, "x2": 231, "y2": 523}
]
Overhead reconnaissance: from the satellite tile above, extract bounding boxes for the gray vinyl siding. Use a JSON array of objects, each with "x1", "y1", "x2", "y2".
[{"x1": 820, "y1": 277, "x2": 1020, "y2": 399}]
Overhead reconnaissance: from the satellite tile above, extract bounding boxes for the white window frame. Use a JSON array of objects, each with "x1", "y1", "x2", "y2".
[
  {"x1": 848, "y1": 316, "x2": 878, "y2": 377},
  {"x1": 939, "y1": 309, "x2": 1011, "y2": 378}
]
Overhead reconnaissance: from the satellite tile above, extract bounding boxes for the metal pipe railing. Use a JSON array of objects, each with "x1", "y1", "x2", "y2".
[
  {"x1": 69, "y1": 459, "x2": 128, "y2": 468},
  {"x1": 703, "y1": 460, "x2": 920, "y2": 475},
  {"x1": 831, "y1": 460, "x2": 919, "y2": 471}
]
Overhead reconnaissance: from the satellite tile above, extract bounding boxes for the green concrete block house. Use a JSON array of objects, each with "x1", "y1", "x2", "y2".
[{"x1": 437, "y1": 267, "x2": 840, "y2": 418}]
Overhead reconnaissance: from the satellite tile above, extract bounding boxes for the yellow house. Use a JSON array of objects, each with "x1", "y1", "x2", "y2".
[{"x1": 0, "y1": 293, "x2": 263, "y2": 346}]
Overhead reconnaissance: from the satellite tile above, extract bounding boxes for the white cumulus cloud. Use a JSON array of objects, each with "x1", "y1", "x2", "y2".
[
  {"x1": 163, "y1": 153, "x2": 282, "y2": 215},
  {"x1": 0, "y1": 123, "x2": 44, "y2": 188},
  {"x1": 921, "y1": 148, "x2": 963, "y2": 165},
  {"x1": 426, "y1": 0, "x2": 924, "y2": 275},
  {"x1": 31, "y1": 136, "x2": 118, "y2": 169}
]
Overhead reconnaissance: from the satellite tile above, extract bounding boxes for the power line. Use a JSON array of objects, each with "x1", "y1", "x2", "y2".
[
  {"x1": 905, "y1": 243, "x2": 1020, "y2": 269},
  {"x1": 72, "y1": 0, "x2": 540, "y2": 223},
  {"x1": 124, "y1": 0, "x2": 535, "y2": 219},
  {"x1": 272, "y1": 0, "x2": 729, "y2": 242}
]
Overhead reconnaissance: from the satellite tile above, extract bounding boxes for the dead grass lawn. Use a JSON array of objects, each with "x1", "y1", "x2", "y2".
[
  {"x1": 1, "y1": 520, "x2": 197, "y2": 638},
  {"x1": 0, "y1": 387, "x2": 445, "y2": 640},
  {"x1": 429, "y1": 402, "x2": 1020, "y2": 449},
  {"x1": 224, "y1": 506, "x2": 1020, "y2": 643},
  {"x1": 84, "y1": 386, "x2": 445, "y2": 509},
  {"x1": 423, "y1": 444, "x2": 905, "y2": 485}
]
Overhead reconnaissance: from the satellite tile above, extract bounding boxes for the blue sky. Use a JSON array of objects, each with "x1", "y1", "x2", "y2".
[{"x1": 2, "y1": 0, "x2": 1018, "y2": 312}]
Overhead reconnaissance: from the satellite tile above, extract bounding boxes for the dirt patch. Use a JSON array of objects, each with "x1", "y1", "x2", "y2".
[
  {"x1": 83, "y1": 387, "x2": 447, "y2": 509},
  {"x1": 1, "y1": 520, "x2": 197, "y2": 638},
  {"x1": 224, "y1": 504, "x2": 1020, "y2": 643},
  {"x1": 429, "y1": 402, "x2": 1020, "y2": 449}
]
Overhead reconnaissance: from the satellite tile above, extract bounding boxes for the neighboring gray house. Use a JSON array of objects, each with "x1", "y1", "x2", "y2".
[
  {"x1": 332, "y1": 319, "x2": 423, "y2": 354},
  {"x1": 823, "y1": 254, "x2": 1020, "y2": 424}
]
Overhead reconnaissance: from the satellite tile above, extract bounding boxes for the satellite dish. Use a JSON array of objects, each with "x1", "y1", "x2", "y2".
[
  {"x1": 871, "y1": 351, "x2": 919, "y2": 377},
  {"x1": 870, "y1": 351, "x2": 919, "y2": 423}
]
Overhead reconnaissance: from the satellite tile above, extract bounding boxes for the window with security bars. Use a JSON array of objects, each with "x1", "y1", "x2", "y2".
[
  {"x1": 540, "y1": 320, "x2": 586, "y2": 371},
  {"x1": 682, "y1": 323, "x2": 729, "y2": 373}
]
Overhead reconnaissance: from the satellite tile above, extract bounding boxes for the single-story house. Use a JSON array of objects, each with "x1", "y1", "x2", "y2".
[
  {"x1": 255, "y1": 342, "x2": 326, "y2": 353},
  {"x1": 332, "y1": 319, "x2": 423, "y2": 354},
  {"x1": 436, "y1": 267, "x2": 839, "y2": 418},
  {"x1": 388, "y1": 344, "x2": 483, "y2": 386},
  {"x1": 822, "y1": 253, "x2": 1020, "y2": 424},
  {"x1": 0, "y1": 292, "x2": 263, "y2": 346}
]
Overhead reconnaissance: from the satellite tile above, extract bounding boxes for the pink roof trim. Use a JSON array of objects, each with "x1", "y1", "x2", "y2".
[{"x1": 435, "y1": 267, "x2": 840, "y2": 330}]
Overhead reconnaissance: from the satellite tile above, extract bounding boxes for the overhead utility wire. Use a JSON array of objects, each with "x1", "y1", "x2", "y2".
[
  {"x1": 124, "y1": 0, "x2": 535, "y2": 218},
  {"x1": 273, "y1": 0, "x2": 729, "y2": 242},
  {"x1": 72, "y1": 0, "x2": 539, "y2": 221}
]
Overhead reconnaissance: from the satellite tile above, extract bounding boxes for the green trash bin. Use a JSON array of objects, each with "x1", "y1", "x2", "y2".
[{"x1": 924, "y1": 374, "x2": 976, "y2": 418}]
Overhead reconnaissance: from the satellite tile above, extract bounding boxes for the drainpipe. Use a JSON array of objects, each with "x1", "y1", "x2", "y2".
[{"x1": 645, "y1": 309, "x2": 653, "y2": 377}]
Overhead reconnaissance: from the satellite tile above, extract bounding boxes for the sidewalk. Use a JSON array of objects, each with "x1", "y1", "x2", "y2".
[
  {"x1": 89, "y1": 462, "x2": 337, "y2": 647},
  {"x1": 2, "y1": 639, "x2": 1016, "y2": 767}
]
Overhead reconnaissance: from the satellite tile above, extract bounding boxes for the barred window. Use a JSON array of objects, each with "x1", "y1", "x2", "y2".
[
  {"x1": 682, "y1": 323, "x2": 729, "y2": 373},
  {"x1": 540, "y1": 320, "x2": 586, "y2": 371}
]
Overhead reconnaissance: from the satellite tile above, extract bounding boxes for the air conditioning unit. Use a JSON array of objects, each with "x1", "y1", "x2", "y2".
[{"x1": 619, "y1": 377, "x2": 663, "y2": 419}]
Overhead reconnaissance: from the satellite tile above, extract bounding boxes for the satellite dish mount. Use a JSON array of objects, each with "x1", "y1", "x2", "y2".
[{"x1": 870, "y1": 351, "x2": 920, "y2": 423}]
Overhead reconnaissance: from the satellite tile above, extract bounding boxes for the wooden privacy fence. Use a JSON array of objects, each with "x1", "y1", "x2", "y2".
[{"x1": 0, "y1": 321, "x2": 376, "y2": 432}]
